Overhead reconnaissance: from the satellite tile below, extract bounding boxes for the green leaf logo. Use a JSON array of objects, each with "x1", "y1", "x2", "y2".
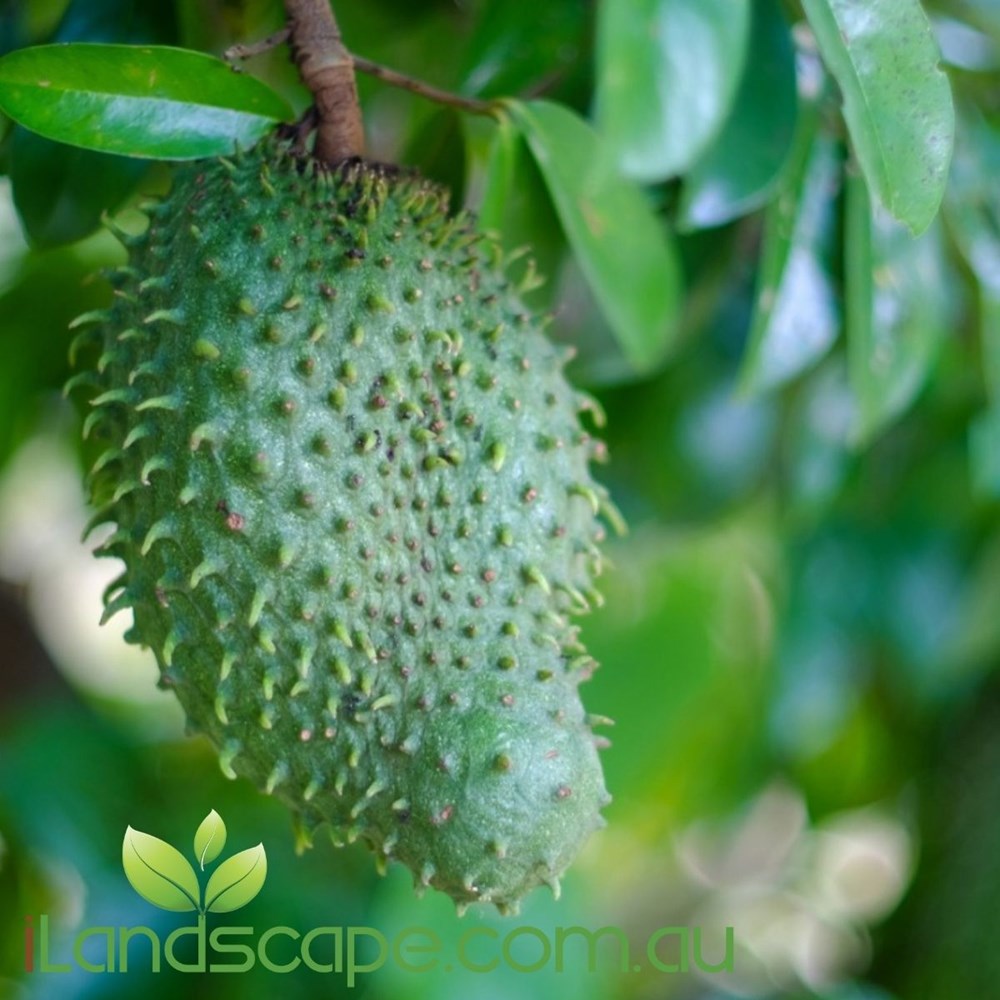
[
  {"x1": 205, "y1": 844, "x2": 267, "y2": 913},
  {"x1": 122, "y1": 826, "x2": 200, "y2": 912},
  {"x1": 122, "y1": 810, "x2": 266, "y2": 915},
  {"x1": 194, "y1": 809, "x2": 226, "y2": 869}
]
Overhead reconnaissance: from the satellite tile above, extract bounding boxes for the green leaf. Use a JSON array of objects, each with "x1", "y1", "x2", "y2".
[
  {"x1": 845, "y1": 173, "x2": 955, "y2": 443},
  {"x1": 0, "y1": 43, "x2": 293, "y2": 160},
  {"x1": 478, "y1": 115, "x2": 566, "y2": 310},
  {"x1": 10, "y1": 129, "x2": 146, "y2": 246},
  {"x1": 506, "y1": 99, "x2": 682, "y2": 372},
  {"x1": 970, "y1": 406, "x2": 1000, "y2": 498},
  {"x1": 6, "y1": 0, "x2": 177, "y2": 247},
  {"x1": 205, "y1": 843, "x2": 267, "y2": 913},
  {"x1": 459, "y1": 0, "x2": 589, "y2": 99},
  {"x1": 0, "y1": 233, "x2": 118, "y2": 473},
  {"x1": 741, "y1": 109, "x2": 843, "y2": 394},
  {"x1": 595, "y1": 0, "x2": 751, "y2": 182},
  {"x1": 122, "y1": 825, "x2": 200, "y2": 912},
  {"x1": 802, "y1": 0, "x2": 955, "y2": 235},
  {"x1": 193, "y1": 809, "x2": 226, "y2": 870},
  {"x1": 678, "y1": 0, "x2": 798, "y2": 230},
  {"x1": 401, "y1": 108, "x2": 466, "y2": 210}
]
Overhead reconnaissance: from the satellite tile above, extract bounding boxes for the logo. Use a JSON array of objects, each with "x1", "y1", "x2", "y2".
[
  {"x1": 122, "y1": 809, "x2": 266, "y2": 915},
  {"x1": 24, "y1": 807, "x2": 736, "y2": 982}
]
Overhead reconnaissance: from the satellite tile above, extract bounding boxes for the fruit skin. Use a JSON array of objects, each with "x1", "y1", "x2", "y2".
[{"x1": 69, "y1": 134, "x2": 616, "y2": 913}]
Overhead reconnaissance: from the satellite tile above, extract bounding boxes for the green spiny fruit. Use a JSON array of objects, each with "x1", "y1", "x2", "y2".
[{"x1": 68, "y1": 134, "x2": 618, "y2": 914}]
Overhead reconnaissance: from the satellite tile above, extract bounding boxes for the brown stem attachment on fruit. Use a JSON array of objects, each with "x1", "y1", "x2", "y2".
[{"x1": 284, "y1": 0, "x2": 364, "y2": 164}]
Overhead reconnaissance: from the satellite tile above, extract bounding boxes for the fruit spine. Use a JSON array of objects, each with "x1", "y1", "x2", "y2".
[{"x1": 69, "y1": 135, "x2": 616, "y2": 912}]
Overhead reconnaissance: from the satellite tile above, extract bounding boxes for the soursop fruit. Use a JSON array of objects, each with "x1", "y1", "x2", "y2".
[{"x1": 68, "y1": 134, "x2": 616, "y2": 913}]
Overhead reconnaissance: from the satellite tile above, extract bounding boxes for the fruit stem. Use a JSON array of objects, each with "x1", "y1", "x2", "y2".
[
  {"x1": 284, "y1": 0, "x2": 364, "y2": 164},
  {"x1": 350, "y1": 56, "x2": 499, "y2": 118}
]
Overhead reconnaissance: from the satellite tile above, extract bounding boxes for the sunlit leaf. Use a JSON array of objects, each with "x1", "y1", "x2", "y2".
[
  {"x1": 506, "y1": 99, "x2": 681, "y2": 372},
  {"x1": 205, "y1": 843, "x2": 267, "y2": 913},
  {"x1": 7, "y1": 0, "x2": 177, "y2": 247},
  {"x1": 193, "y1": 808, "x2": 226, "y2": 870},
  {"x1": 122, "y1": 825, "x2": 199, "y2": 912},
  {"x1": 0, "y1": 43, "x2": 293, "y2": 159},
  {"x1": 595, "y1": 0, "x2": 751, "y2": 182},
  {"x1": 678, "y1": 0, "x2": 798, "y2": 230},
  {"x1": 845, "y1": 173, "x2": 955, "y2": 443},
  {"x1": 741, "y1": 109, "x2": 842, "y2": 394},
  {"x1": 802, "y1": 0, "x2": 955, "y2": 234}
]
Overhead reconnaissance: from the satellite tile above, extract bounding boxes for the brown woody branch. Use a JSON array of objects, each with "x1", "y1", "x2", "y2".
[{"x1": 283, "y1": 0, "x2": 364, "y2": 164}]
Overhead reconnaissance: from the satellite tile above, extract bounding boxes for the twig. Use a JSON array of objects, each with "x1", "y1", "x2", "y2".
[
  {"x1": 224, "y1": 27, "x2": 291, "y2": 65},
  {"x1": 284, "y1": 0, "x2": 364, "y2": 164},
  {"x1": 350, "y1": 55, "x2": 499, "y2": 118}
]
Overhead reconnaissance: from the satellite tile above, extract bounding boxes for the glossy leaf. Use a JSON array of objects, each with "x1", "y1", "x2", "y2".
[
  {"x1": 193, "y1": 808, "x2": 226, "y2": 870},
  {"x1": 741, "y1": 110, "x2": 842, "y2": 394},
  {"x1": 678, "y1": 0, "x2": 798, "y2": 229},
  {"x1": 7, "y1": 0, "x2": 176, "y2": 247},
  {"x1": 595, "y1": 0, "x2": 751, "y2": 182},
  {"x1": 802, "y1": 0, "x2": 955, "y2": 235},
  {"x1": 205, "y1": 843, "x2": 267, "y2": 913},
  {"x1": 845, "y1": 174, "x2": 954, "y2": 443},
  {"x1": 506, "y1": 99, "x2": 682, "y2": 372},
  {"x1": 0, "y1": 43, "x2": 293, "y2": 159},
  {"x1": 122, "y1": 825, "x2": 200, "y2": 912}
]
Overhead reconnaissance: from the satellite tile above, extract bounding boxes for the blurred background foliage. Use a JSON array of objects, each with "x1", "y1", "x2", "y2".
[{"x1": 0, "y1": 0, "x2": 999, "y2": 997}]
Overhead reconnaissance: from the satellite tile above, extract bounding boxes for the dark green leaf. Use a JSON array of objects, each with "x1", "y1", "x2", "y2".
[
  {"x1": 802, "y1": 0, "x2": 955, "y2": 235},
  {"x1": 678, "y1": 0, "x2": 798, "y2": 230},
  {"x1": 595, "y1": 0, "x2": 751, "y2": 182},
  {"x1": 10, "y1": 127, "x2": 146, "y2": 246},
  {"x1": 970, "y1": 405, "x2": 1000, "y2": 498},
  {"x1": 506, "y1": 99, "x2": 682, "y2": 372},
  {"x1": 845, "y1": 173, "x2": 955, "y2": 443},
  {"x1": 459, "y1": 0, "x2": 589, "y2": 99},
  {"x1": 741, "y1": 109, "x2": 843, "y2": 394},
  {"x1": 0, "y1": 238, "x2": 116, "y2": 471},
  {"x1": 54, "y1": 0, "x2": 178, "y2": 47},
  {"x1": 401, "y1": 108, "x2": 466, "y2": 209},
  {"x1": 0, "y1": 43, "x2": 293, "y2": 159}
]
